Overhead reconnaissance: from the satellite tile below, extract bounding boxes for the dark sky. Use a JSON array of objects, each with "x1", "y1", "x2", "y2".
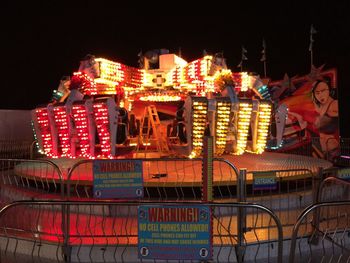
[{"x1": 1, "y1": 1, "x2": 350, "y2": 136}]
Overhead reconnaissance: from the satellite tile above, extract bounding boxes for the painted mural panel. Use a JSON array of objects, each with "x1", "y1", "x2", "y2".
[{"x1": 268, "y1": 66, "x2": 340, "y2": 161}]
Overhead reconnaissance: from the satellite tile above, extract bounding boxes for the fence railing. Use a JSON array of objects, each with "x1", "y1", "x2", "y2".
[
  {"x1": 318, "y1": 175, "x2": 350, "y2": 202},
  {"x1": 0, "y1": 140, "x2": 35, "y2": 159},
  {"x1": 244, "y1": 168, "x2": 315, "y2": 239},
  {"x1": 0, "y1": 158, "x2": 321, "y2": 230},
  {"x1": 0, "y1": 200, "x2": 283, "y2": 263},
  {"x1": 0, "y1": 158, "x2": 64, "y2": 209},
  {"x1": 1, "y1": 158, "x2": 350, "y2": 261},
  {"x1": 340, "y1": 138, "x2": 350, "y2": 156},
  {"x1": 289, "y1": 201, "x2": 350, "y2": 263},
  {"x1": 289, "y1": 168, "x2": 350, "y2": 262},
  {"x1": 65, "y1": 157, "x2": 241, "y2": 200}
]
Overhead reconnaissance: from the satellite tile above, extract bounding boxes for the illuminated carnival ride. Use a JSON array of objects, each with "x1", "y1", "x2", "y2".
[{"x1": 32, "y1": 50, "x2": 276, "y2": 159}]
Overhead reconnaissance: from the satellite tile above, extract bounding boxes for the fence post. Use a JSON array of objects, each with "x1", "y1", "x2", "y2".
[
  {"x1": 63, "y1": 164, "x2": 74, "y2": 262},
  {"x1": 202, "y1": 136, "x2": 214, "y2": 202},
  {"x1": 30, "y1": 140, "x2": 37, "y2": 159},
  {"x1": 236, "y1": 168, "x2": 247, "y2": 262},
  {"x1": 61, "y1": 203, "x2": 70, "y2": 262},
  {"x1": 310, "y1": 167, "x2": 323, "y2": 244}
]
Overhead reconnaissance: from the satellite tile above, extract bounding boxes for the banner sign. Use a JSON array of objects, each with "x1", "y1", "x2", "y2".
[
  {"x1": 138, "y1": 205, "x2": 212, "y2": 260},
  {"x1": 253, "y1": 171, "x2": 277, "y2": 191},
  {"x1": 93, "y1": 159, "x2": 143, "y2": 198}
]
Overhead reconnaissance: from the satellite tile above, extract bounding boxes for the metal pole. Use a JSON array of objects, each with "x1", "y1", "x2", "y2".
[
  {"x1": 310, "y1": 49, "x2": 313, "y2": 70},
  {"x1": 202, "y1": 136, "x2": 214, "y2": 202},
  {"x1": 30, "y1": 140, "x2": 36, "y2": 159},
  {"x1": 236, "y1": 168, "x2": 247, "y2": 262},
  {"x1": 310, "y1": 167, "x2": 323, "y2": 244},
  {"x1": 63, "y1": 164, "x2": 75, "y2": 262}
]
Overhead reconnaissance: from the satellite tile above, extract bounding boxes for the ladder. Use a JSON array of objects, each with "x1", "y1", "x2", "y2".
[{"x1": 137, "y1": 105, "x2": 169, "y2": 154}]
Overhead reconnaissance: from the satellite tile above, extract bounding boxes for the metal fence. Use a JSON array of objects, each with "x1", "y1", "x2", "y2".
[
  {"x1": 0, "y1": 158, "x2": 321, "y2": 234},
  {"x1": 340, "y1": 138, "x2": 350, "y2": 156},
  {"x1": 65, "y1": 158, "x2": 240, "y2": 200},
  {"x1": 2, "y1": 156, "x2": 350, "y2": 261},
  {"x1": 0, "y1": 140, "x2": 35, "y2": 159},
  {"x1": 0, "y1": 158, "x2": 64, "y2": 209},
  {"x1": 288, "y1": 175, "x2": 350, "y2": 262},
  {"x1": 244, "y1": 168, "x2": 315, "y2": 239},
  {"x1": 318, "y1": 176, "x2": 350, "y2": 203},
  {"x1": 0, "y1": 200, "x2": 283, "y2": 263},
  {"x1": 289, "y1": 201, "x2": 350, "y2": 263}
]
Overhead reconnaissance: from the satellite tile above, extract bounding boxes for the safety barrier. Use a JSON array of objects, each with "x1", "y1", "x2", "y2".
[
  {"x1": 2, "y1": 158, "x2": 350, "y2": 261},
  {"x1": 65, "y1": 158, "x2": 240, "y2": 200},
  {"x1": 0, "y1": 140, "x2": 34, "y2": 159},
  {"x1": 289, "y1": 201, "x2": 350, "y2": 263},
  {"x1": 245, "y1": 168, "x2": 314, "y2": 239},
  {"x1": 288, "y1": 171, "x2": 350, "y2": 262},
  {"x1": 0, "y1": 200, "x2": 283, "y2": 263},
  {"x1": 0, "y1": 158, "x2": 64, "y2": 209},
  {"x1": 1, "y1": 158, "x2": 319, "y2": 236},
  {"x1": 318, "y1": 175, "x2": 350, "y2": 202},
  {"x1": 339, "y1": 138, "x2": 350, "y2": 156}
]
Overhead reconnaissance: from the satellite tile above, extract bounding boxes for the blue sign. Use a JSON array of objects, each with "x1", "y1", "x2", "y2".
[
  {"x1": 138, "y1": 205, "x2": 212, "y2": 260},
  {"x1": 93, "y1": 159, "x2": 143, "y2": 198},
  {"x1": 338, "y1": 168, "x2": 350, "y2": 180},
  {"x1": 253, "y1": 171, "x2": 277, "y2": 191}
]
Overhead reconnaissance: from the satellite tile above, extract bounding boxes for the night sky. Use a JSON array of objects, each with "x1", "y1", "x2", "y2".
[{"x1": 1, "y1": 1, "x2": 350, "y2": 136}]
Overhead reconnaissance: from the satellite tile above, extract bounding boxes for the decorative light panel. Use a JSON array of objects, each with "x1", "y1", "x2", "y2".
[
  {"x1": 215, "y1": 98, "x2": 231, "y2": 155},
  {"x1": 35, "y1": 108, "x2": 55, "y2": 157},
  {"x1": 240, "y1": 72, "x2": 250, "y2": 92},
  {"x1": 189, "y1": 97, "x2": 208, "y2": 158},
  {"x1": 71, "y1": 101, "x2": 94, "y2": 158},
  {"x1": 235, "y1": 101, "x2": 253, "y2": 155},
  {"x1": 53, "y1": 105, "x2": 71, "y2": 157},
  {"x1": 93, "y1": 102, "x2": 111, "y2": 157},
  {"x1": 139, "y1": 94, "x2": 182, "y2": 102},
  {"x1": 255, "y1": 102, "x2": 272, "y2": 153},
  {"x1": 71, "y1": 72, "x2": 97, "y2": 95},
  {"x1": 93, "y1": 58, "x2": 143, "y2": 94}
]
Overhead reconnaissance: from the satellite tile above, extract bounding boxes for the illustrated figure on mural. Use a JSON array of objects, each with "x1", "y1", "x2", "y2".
[{"x1": 311, "y1": 80, "x2": 340, "y2": 161}]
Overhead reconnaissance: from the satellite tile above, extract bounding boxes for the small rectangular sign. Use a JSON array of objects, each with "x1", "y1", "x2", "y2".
[
  {"x1": 253, "y1": 171, "x2": 277, "y2": 191},
  {"x1": 93, "y1": 159, "x2": 143, "y2": 198},
  {"x1": 138, "y1": 205, "x2": 212, "y2": 260},
  {"x1": 337, "y1": 168, "x2": 350, "y2": 180}
]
